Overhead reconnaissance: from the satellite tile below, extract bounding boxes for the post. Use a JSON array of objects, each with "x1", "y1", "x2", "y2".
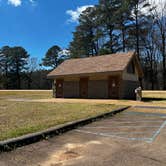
[
  {"x1": 52, "y1": 80, "x2": 56, "y2": 98},
  {"x1": 135, "y1": 86, "x2": 142, "y2": 101}
]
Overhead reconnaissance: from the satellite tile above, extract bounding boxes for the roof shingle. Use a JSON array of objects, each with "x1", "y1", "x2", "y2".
[{"x1": 47, "y1": 52, "x2": 136, "y2": 78}]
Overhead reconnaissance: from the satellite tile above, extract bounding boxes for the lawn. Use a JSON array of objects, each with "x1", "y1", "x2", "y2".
[
  {"x1": 141, "y1": 91, "x2": 166, "y2": 106},
  {"x1": 143, "y1": 90, "x2": 166, "y2": 99},
  {"x1": 0, "y1": 90, "x2": 165, "y2": 141},
  {"x1": 0, "y1": 90, "x2": 52, "y2": 100},
  {"x1": 0, "y1": 91, "x2": 120, "y2": 141}
]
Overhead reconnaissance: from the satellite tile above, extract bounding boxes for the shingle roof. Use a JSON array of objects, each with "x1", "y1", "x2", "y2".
[{"x1": 47, "y1": 52, "x2": 138, "y2": 78}]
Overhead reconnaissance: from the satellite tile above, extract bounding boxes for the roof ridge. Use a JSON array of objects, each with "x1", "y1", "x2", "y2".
[{"x1": 65, "y1": 51, "x2": 135, "y2": 62}]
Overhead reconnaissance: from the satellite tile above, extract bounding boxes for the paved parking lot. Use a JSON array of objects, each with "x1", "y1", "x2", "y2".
[
  {"x1": 76, "y1": 111, "x2": 166, "y2": 143},
  {"x1": 1, "y1": 107, "x2": 166, "y2": 166}
]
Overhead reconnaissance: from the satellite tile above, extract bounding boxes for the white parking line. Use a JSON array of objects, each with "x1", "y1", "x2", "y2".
[
  {"x1": 75, "y1": 129, "x2": 151, "y2": 142},
  {"x1": 148, "y1": 120, "x2": 166, "y2": 143},
  {"x1": 108, "y1": 118, "x2": 166, "y2": 121},
  {"x1": 106, "y1": 131, "x2": 156, "y2": 135},
  {"x1": 111, "y1": 117, "x2": 166, "y2": 119},
  {"x1": 75, "y1": 112, "x2": 166, "y2": 143},
  {"x1": 95, "y1": 121, "x2": 164, "y2": 123},
  {"x1": 83, "y1": 126, "x2": 160, "y2": 128}
]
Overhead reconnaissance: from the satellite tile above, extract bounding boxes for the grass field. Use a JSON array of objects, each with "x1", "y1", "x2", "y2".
[
  {"x1": 0, "y1": 90, "x2": 52, "y2": 100},
  {"x1": 0, "y1": 91, "x2": 120, "y2": 141},
  {"x1": 143, "y1": 90, "x2": 166, "y2": 99},
  {"x1": 0, "y1": 90, "x2": 165, "y2": 141}
]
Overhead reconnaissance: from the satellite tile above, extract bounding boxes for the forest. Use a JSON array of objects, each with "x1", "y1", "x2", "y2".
[{"x1": 0, "y1": 0, "x2": 166, "y2": 90}]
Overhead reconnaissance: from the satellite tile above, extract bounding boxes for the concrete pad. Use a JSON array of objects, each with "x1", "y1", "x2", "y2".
[{"x1": 0, "y1": 108, "x2": 166, "y2": 166}]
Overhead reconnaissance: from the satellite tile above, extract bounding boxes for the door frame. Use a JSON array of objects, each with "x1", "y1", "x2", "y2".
[
  {"x1": 56, "y1": 79, "x2": 64, "y2": 98},
  {"x1": 79, "y1": 77, "x2": 89, "y2": 98},
  {"x1": 108, "y1": 75, "x2": 121, "y2": 99}
]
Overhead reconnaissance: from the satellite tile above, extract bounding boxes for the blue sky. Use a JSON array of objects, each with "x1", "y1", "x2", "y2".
[{"x1": 0, "y1": 0, "x2": 98, "y2": 61}]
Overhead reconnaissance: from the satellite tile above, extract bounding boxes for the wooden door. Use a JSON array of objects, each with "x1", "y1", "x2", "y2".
[
  {"x1": 56, "y1": 79, "x2": 64, "y2": 98},
  {"x1": 79, "y1": 78, "x2": 88, "y2": 98},
  {"x1": 108, "y1": 76, "x2": 120, "y2": 99}
]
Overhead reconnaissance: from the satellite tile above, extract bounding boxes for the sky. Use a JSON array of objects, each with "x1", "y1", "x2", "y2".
[
  {"x1": 0, "y1": 0, "x2": 164, "y2": 61},
  {"x1": 0, "y1": 0, "x2": 98, "y2": 60}
]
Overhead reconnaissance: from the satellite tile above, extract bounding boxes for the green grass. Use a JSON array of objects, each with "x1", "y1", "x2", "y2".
[{"x1": 0, "y1": 91, "x2": 120, "y2": 141}]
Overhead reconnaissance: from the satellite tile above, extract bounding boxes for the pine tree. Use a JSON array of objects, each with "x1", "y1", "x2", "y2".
[
  {"x1": 9, "y1": 47, "x2": 29, "y2": 89},
  {"x1": 0, "y1": 46, "x2": 11, "y2": 88},
  {"x1": 69, "y1": 7, "x2": 100, "y2": 58},
  {"x1": 42, "y1": 45, "x2": 61, "y2": 68}
]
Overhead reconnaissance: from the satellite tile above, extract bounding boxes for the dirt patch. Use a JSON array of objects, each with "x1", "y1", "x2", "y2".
[
  {"x1": 40, "y1": 143, "x2": 83, "y2": 166},
  {"x1": 58, "y1": 151, "x2": 79, "y2": 161},
  {"x1": 40, "y1": 141, "x2": 102, "y2": 166}
]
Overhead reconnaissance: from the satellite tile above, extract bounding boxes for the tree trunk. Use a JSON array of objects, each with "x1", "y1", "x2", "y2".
[
  {"x1": 16, "y1": 61, "x2": 21, "y2": 89},
  {"x1": 109, "y1": 26, "x2": 113, "y2": 53},
  {"x1": 161, "y1": 32, "x2": 166, "y2": 89},
  {"x1": 150, "y1": 63, "x2": 154, "y2": 90},
  {"x1": 150, "y1": 51, "x2": 154, "y2": 90},
  {"x1": 135, "y1": 4, "x2": 140, "y2": 59},
  {"x1": 5, "y1": 62, "x2": 8, "y2": 89},
  {"x1": 27, "y1": 73, "x2": 32, "y2": 89},
  {"x1": 122, "y1": 24, "x2": 126, "y2": 52}
]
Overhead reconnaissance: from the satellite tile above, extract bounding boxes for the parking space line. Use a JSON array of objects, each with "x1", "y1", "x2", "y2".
[
  {"x1": 148, "y1": 120, "x2": 166, "y2": 143},
  {"x1": 75, "y1": 111, "x2": 166, "y2": 143},
  {"x1": 109, "y1": 118, "x2": 166, "y2": 121},
  {"x1": 114, "y1": 116, "x2": 166, "y2": 119},
  {"x1": 83, "y1": 126, "x2": 160, "y2": 128},
  {"x1": 106, "y1": 131, "x2": 156, "y2": 135},
  {"x1": 96, "y1": 121, "x2": 164, "y2": 123},
  {"x1": 75, "y1": 129, "x2": 151, "y2": 142}
]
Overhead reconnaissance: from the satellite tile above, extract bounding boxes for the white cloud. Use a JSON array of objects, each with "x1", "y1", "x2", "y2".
[
  {"x1": 7, "y1": 0, "x2": 36, "y2": 7},
  {"x1": 8, "y1": 0, "x2": 21, "y2": 7},
  {"x1": 66, "y1": 5, "x2": 94, "y2": 23}
]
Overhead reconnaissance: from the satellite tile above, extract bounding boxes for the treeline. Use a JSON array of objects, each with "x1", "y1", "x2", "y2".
[
  {"x1": 69, "y1": 0, "x2": 166, "y2": 90},
  {"x1": 0, "y1": 46, "x2": 50, "y2": 89},
  {"x1": 0, "y1": 45, "x2": 69, "y2": 89}
]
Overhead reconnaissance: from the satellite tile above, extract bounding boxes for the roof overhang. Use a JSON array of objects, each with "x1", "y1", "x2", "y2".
[{"x1": 47, "y1": 70, "x2": 123, "y2": 79}]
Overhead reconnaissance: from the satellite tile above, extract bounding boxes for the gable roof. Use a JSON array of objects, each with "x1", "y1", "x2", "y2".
[{"x1": 47, "y1": 52, "x2": 143, "y2": 78}]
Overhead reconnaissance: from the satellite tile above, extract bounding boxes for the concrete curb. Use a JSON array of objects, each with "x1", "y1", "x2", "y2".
[
  {"x1": 134, "y1": 106, "x2": 166, "y2": 110},
  {"x1": 0, "y1": 106, "x2": 130, "y2": 152}
]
